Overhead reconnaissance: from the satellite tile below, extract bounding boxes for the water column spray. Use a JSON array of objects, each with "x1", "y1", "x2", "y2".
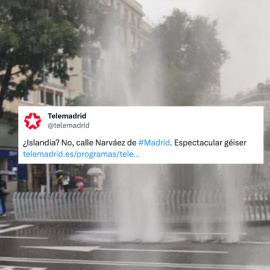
[{"x1": 97, "y1": 12, "x2": 165, "y2": 241}]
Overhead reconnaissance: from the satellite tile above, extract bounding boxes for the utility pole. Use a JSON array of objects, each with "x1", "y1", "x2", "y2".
[{"x1": 43, "y1": 61, "x2": 50, "y2": 194}]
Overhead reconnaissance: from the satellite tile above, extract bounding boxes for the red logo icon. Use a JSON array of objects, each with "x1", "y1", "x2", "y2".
[{"x1": 24, "y1": 113, "x2": 41, "y2": 129}]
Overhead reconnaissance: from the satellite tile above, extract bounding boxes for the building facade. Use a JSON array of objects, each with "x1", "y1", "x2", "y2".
[
  {"x1": 0, "y1": 0, "x2": 152, "y2": 192},
  {"x1": 237, "y1": 79, "x2": 270, "y2": 130},
  {"x1": 71, "y1": 0, "x2": 153, "y2": 105}
]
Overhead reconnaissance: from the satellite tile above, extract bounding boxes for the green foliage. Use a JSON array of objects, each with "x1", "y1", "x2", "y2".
[
  {"x1": 135, "y1": 9, "x2": 228, "y2": 106},
  {"x1": 0, "y1": 0, "x2": 105, "y2": 117},
  {"x1": 69, "y1": 93, "x2": 95, "y2": 106}
]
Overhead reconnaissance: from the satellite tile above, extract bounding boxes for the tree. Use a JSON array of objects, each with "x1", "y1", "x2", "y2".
[
  {"x1": 132, "y1": 10, "x2": 228, "y2": 189},
  {"x1": 135, "y1": 9, "x2": 228, "y2": 106},
  {"x1": 0, "y1": 0, "x2": 105, "y2": 118},
  {"x1": 69, "y1": 93, "x2": 95, "y2": 106}
]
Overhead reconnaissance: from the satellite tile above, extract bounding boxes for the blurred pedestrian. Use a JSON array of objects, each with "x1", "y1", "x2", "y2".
[
  {"x1": 0, "y1": 177, "x2": 9, "y2": 217},
  {"x1": 62, "y1": 175, "x2": 70, "y2": 193},
  {"x1": 94, "y1": 173, "x2": 103, "y2": 191},
  {"x1": 39, "y1": 171, "x2": 46, "y2": 193},
  {"x1": 77, "y1": 181, "x2": 84, "y2": 192},
  {"x1": 58, "y1": 175, "x2": 64, "y2": 194}
]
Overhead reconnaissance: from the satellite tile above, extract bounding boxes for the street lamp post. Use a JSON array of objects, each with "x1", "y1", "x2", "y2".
[{"x1": 43, "y1": 62, "x2": 50, "y2": 194}]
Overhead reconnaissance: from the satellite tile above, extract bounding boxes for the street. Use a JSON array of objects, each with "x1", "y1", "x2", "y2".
[{"x1": 0, "y1": 221, "x2": 270, "y2": 269}]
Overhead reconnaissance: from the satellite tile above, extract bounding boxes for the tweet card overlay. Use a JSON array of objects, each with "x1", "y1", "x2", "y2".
[{"x1": 18, "y1": 106, "x2": 263, "y2": 164}]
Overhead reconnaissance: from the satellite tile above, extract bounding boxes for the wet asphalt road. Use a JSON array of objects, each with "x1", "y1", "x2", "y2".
[{"x1": 0, "y1": 221, "x2": 270, "y2": 270}]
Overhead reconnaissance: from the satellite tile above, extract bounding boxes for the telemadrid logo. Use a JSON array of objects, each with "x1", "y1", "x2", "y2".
[{"x1": 24, "y1": 113, "x2": 41, "y2": 130}]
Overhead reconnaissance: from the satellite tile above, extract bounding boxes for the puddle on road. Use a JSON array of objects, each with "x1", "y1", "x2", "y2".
[{"x1": 69, "y1": 231, "x2": 193, "y2": 243}]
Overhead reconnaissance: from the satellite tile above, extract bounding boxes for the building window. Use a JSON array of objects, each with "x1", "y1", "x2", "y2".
[
  {"x1": 83, "y1": 78, "x2": 89, "y2": 93},
  {"x1": 132, "y1": 13, "x2": 135, "y2": 25},
  {"x1": 92, "y1": 81, "x2": 97, "y2": 97},
  {"x1": 21, "y1": 91, "x2": 33, "y2": 104},
  {"x1": 40, "y1": 91, "x2": 45, "y2": 104},
  {"x1": 132, "y1": 31, "x2": 136, "y2": 45},
  {"x1": 46, "y1": 92, "x2": 54, "y2": 106},
  {"x1": 137, "y1": 18, "x2": 141, "y2": 30},
  {"x1": 55, "y1": 93, "x2": 63, "y2": 106},
  {"x1": 82, "y1": 58, "x2": 90, "y2": 73},
  {"x1": 39, "y1": 89, "x2": 64, "y2": 106},
  {"x1": 91, "y1": 60, "x2": 97, "y2": 74}
]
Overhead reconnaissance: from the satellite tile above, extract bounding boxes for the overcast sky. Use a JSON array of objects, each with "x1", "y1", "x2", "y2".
[{"x1": 137, "y1": 0, "x2": 270, "y2": 98}]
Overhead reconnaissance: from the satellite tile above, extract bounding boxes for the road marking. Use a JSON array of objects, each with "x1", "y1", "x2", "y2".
[
  {"x1": 0, "y1": 236, "x2": 47, "y2": 240},
  {"x1": 239, "y1": 241, "x2": 270, "y2": 245},
  {"x1": 76, "y1": 230, "x2": 247, "y2": 236},
  {"x1": 22, "y1": 246, "x2": 228, "y2": 254},
  {"x1": 0, "y1": 266, "x2": 46, "y2": 270},
  {"x1": 0, "y1": 225, "x2": 34, "y2": 234},
  {"x1": 76, "y1": 230, "x2": 116, "y2": 234},
  {"x1": 166, "y1": 232, "x2": 247, "y2": 236},
  {"x1": 0, "y1": 257, "x2": 269, "y2": 269},
  {"x1": 22, "y1": 246, "x2": 101, "y2": 252},
  {"x1": 100, "y1": 248, "x2": 228, "y2": 254},
  {"x1": 0, "y1": 224, "x2": 10, "y2": 228}
]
